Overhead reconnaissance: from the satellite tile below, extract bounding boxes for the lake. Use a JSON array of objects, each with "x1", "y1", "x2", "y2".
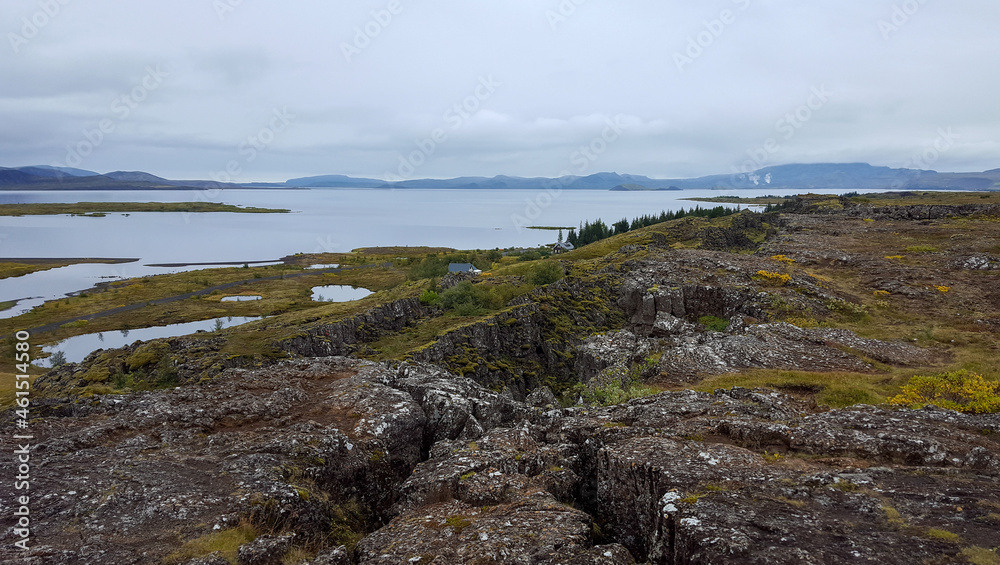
[{"x1": 0, "y1": 187, "x2": 862, "y2": 310}]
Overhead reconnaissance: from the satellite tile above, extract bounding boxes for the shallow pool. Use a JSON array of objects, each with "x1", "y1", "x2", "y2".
[
  {"x1": 310, "y1": 285, "x2": 372, "y2": 302},
  {"x1": 38, "y1": 315, "x2": 261, "y2": 366}
]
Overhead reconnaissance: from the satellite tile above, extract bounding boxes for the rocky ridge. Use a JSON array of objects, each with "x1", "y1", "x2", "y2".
[{"x1": 3, "y1": 357, "x2": 999, "y2": 564}]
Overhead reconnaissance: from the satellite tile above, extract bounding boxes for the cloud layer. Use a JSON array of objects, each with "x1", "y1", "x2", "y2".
[{"x1": 3, "y1": 0, "x2": 998, "y2": 181}]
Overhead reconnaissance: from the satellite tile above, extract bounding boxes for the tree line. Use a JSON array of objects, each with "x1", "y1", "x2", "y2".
[{"x1": 565, "y1": 205, "x2": 739, "y2": 247}]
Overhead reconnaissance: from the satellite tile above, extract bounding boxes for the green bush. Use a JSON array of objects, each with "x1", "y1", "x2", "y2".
[
  {"x1": 528, "y1": 262, "x2": 564, "y2": 286},
  {"x1": 419, "y1": 289, "x2": 439, "y2": 305},
  {"x1": 437, "y1": 281, "x2": 526, "y2": 316},
  {"x1": 517, "y1": 250, "x2": 542, "y2": 262}
]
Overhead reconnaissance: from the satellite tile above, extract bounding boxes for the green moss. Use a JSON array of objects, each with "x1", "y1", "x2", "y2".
[
  {"x1": 162, "y1": 522, "x2": 258, "y2": 564},
  {"x1": 698, "y1": 315, "x2": 730, "y2": 332},
  {"x1": 126, "y1": 342, "x2": 170, "y2": 371},
  {"x1": 882, "y1": 506, "x2": 906, "y2": 527},
  {"x1": 444, "y1": 515, "x2": 473, "y2": 533},
  {"x1": 923, "y1": 528, "x2": 961, "y2": 543},
  {"x1": 82, "y1": 366, "x2": 111, "y2": 383}
]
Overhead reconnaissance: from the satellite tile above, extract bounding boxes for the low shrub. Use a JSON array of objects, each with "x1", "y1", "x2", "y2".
[
  {"x1": 889, "y1": 370, "x2": 1000, "y2": 414},
  {"x1": 434, "y1": 281, "x2": 527, "y2": 316},
  {"x1": 754, "y1": 270, "x2": 791, "y2": 285},
  {"x1": 528, "y1": 262, "x2": 565, "y2": 286}
]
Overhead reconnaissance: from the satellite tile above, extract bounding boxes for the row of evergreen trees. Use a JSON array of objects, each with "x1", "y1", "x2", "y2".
[{"x1": 565, "y1": 205, "x2": 738, "y2": 247}]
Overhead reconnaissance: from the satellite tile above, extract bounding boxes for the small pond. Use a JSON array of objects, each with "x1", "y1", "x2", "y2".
[
  {"x1": 221, "y1": 295, "x2": 262, "y2": 302},
  {"x1": 307, "y1": 264, "x2": 340, "y2": 269},
  {"x1": 37, "y1": 316, "x2": 261, "y2": 367},
  {"x1": 311, "y1": 285, "x2": 372, "y2": 303}
]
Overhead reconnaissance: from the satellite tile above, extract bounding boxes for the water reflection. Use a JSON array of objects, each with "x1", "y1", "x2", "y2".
[
  {"x1": 37, "y1": 316, "x2": 260, "y2": 366},
  {"x1": 311, "y1": 285, "x2": 372, "y2": 302}
]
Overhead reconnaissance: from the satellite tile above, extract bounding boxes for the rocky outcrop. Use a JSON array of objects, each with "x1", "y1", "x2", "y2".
[
  {"x1": 617, "y1": 279, "x2": 763, "y2": 334},
  {"x1": 580, "y1": 322, "x2": 934, "y2": 384},
  {"x1": 7, "y1": 358, "x2": 997, "y2": 564},
  {"x1": 411, "y1": 303, "x2": 547, "y2": 395},
  {"x1": 356, "y1": 496, "x2": 634, "y2": 564},
  {"x1": 281, "y1": 298, "x2": 430, "y2": 357},
  {"x1": 413, "y1": 276, "x2": 626, "y2": 397},
  {"x1": 572, "y1": 249, "x2": 934, "y2": 384},
  {"x1": 843, "y1": 203, "x2": 1000, "y2": 220}
]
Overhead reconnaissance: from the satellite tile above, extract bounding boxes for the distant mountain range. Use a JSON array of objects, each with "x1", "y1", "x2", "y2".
[
  {"x1": 0, "y1": 167, "x2": 288, "y2": 191},
  {"x1": 2, "y1": 163, "x2": 999, "y2": 192}
]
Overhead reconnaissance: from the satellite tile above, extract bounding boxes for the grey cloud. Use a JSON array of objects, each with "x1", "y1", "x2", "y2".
[{"x1": 2, "y1": 0, "x2": 998, "y2": 179}]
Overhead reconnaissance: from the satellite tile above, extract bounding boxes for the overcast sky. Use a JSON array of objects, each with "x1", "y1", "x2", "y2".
[{"x1": 2, "y1": 0, "x2": 998, "y2": 182}]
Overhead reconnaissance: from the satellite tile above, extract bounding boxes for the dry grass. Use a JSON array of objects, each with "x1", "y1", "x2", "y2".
[
  {"x1": 695, "y1": 369, "x2": 898, "y2": 409},
  {"x1": 961, "y1": 547, "x2": 1000, "y2": 565}
]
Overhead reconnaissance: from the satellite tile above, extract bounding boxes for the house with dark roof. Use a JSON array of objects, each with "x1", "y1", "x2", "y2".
[
  {"x1": 448, "y1": 263, "x2": 482, "y2": 275},
  {"x1": 551, "y1": 241, "x2": 575, "y2": 254}
]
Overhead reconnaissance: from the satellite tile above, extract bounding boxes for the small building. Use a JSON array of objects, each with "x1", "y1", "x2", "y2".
[
  {"x1": 448, "y1": 263, "x2": 482, "y2": 275},
  {"x1": 551, "y1": 241, "x2": 575, "y2": 254}
]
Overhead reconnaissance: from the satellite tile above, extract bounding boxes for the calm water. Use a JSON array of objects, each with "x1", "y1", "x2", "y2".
[
  {"x1": 36, "y1": 315, "x2": 261, "y2": 366},
  {"x1": 0, "y1": 187, "x2": 866, "y2": 310},
  {"x1": 311, "y1": 285, "x2": 373, "y2": 302}
]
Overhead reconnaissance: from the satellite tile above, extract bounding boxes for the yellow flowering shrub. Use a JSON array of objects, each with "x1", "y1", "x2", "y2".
[
  {"x1": 754, "y1": 270, "x2": 791, "y2": 285},
  {"x1": 885, "y1": 255, "x2": 904, "y2": 260},
  {"x1": 889, "y1": 370, "x2": 1000, "y2": 414},
  {"x1": 785, "y1": 317, "x2": 819, "y2": 328},
  {"x1": 936, "y1": 286, "x2": 950, "y2": 293},
  {"x1": 873, "y1": 290, "x2": 890, "y2": 296},
  {"x1": 770, "y1": 254, "x2": 795, "y2": 265}
]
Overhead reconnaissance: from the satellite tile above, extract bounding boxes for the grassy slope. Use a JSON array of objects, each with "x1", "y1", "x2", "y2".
[
  {"x1": 4, "y1": 191, "x2": 998, "y2": 409},
  {"x1": 692, "y1": 198, "x2": 1000, "y2": 405}
]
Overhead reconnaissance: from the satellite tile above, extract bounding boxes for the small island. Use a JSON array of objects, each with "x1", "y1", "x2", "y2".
[
  {"x1": 609, "y1": 183, "x2": 681, "y2": 191},
  {"x1": 0, "y1": 201, "x2": 290, "y2": 217}
]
